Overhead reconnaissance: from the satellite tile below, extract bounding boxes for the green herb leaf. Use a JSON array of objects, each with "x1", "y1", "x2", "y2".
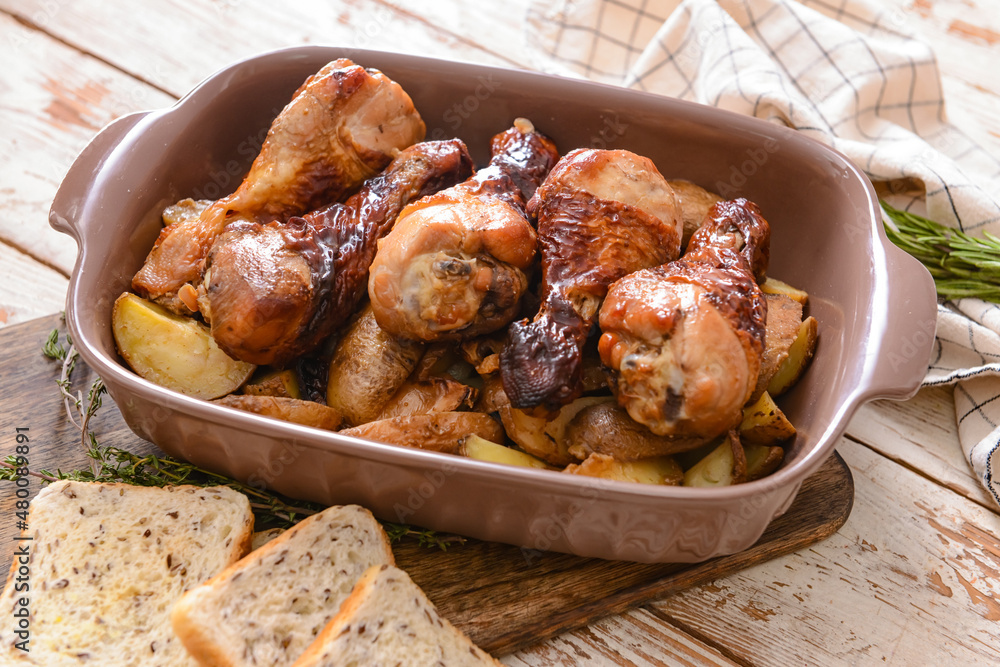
[
  {"x1": 42, "y1": 328, "x2": 66, "y2": 361},
  {"x1": 882, "y1": 201, "x2": 1000, "y2": 302}
]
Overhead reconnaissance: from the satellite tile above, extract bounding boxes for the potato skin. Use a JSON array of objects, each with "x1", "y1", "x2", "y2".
[
  {"x1": 339, "y1": 412, "x2": 504, "y2": 454},
  {"x1": 564, "y1": 402, "x2": 708, "y2": 461},
  {"x1": 212, "y1": 395, "x2": 343, "y2": 430},
  {"x1": 112, "y1": 292, "x2": 255, "y2": 399},
  {"x1": 767, "y1": 316, "x2": 818, "y2": 396},
  {"x1": 326, "y1": 304, "x2": 425, "y2": 426}
]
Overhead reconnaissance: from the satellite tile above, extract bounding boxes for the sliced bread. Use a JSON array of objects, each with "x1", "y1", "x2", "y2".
[
  {"x1": 0, "y1": 480, "x2": 254, "y2": 666},
  {"x1": 171, "y1": 504, "x2": 394, "y2": 667},
  {"x1": 291, "y1": 564, "x2": 501, "y2": 667}
]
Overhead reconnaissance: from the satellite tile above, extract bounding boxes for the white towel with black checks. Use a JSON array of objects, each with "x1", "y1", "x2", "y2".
[{"x1": 525, "y1": 0, "x2": 1000, "y2": 504}]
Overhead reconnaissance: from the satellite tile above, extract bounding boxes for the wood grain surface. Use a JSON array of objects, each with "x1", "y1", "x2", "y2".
[
  {"x1": 0, "y1": 314, "x2": 852, "y2": 658},
  {"x1": 2, "y1": 1, "x2": 999, "y2": 664}
]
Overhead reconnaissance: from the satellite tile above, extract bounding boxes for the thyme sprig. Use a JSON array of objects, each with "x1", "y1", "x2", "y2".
[
  {"x1": 9, "y1": 328, "x2": 463, "y2": 549},
  {"x1": 882, "y1": 201, "x2": 1000, "y2": 302},
  {"x1": 41, "y1": 328, "x2": 105, "y2": 475}
]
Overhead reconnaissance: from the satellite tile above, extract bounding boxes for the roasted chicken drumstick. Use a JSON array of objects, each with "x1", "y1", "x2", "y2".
[
  {"x1": 132, "y1": 58, "x2": 426, "y2": 315},
  {"x1": 598, "y1": 198, "x2": 770, "y2": 440},
  {"x1": 500, "y1": 148, "x2": 683, "y2": 410},
  {"x1": 367, "y1": 118, "x2": 559, "y2": 341},
  {"x1": 203, "y1": 140, "x2": 474, "y2": 366}
]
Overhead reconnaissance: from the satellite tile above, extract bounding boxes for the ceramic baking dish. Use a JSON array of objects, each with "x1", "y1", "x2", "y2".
[{"x1": 49, "y1": 46, "x2": 936, "y2": 563}]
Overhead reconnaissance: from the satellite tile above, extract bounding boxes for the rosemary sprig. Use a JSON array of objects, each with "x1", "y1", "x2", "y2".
[
  {"x1": 882, "y1": 201, "x2": 1000, "y2": 302},
  {"x1": 20, "y1": 328, "x2": 463, "y2": 549}
]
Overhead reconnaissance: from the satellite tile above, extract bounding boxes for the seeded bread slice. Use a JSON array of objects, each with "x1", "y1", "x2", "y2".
[
  {"x1": 291, "y1": 564, "x2": 501, "y2": 667},
  {"x1": 171, "y1": 504, "x2": 394, "y2": 667},
  {"x1": 0, "y1": 480, "x2": 254, "y2": 666}
]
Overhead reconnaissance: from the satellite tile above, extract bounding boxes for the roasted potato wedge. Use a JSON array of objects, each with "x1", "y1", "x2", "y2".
[
  {"x1": 565, "y1": 401, "x2": 707, "y2": 461},
  {"x1": 745, "y1": 442, "x2": 784, "y2": 481},
  {"x1": 112, "y1": 292, "x2": 255, "y2": 399},
  {"x1": 460, "y1": 434, "x2": 553, "y2": 469},
  {"x1": 564, "y1": 453, "x2": 683, "y2": 485},
  {"x1": 378, "y1": 377, "x2": 477, "y2": 419},
  {"x1": 752, "y1": 293, "x2": 804, "y2": 400},
  {"x1": 326, "y1": 304, "x2": 425, "y2": 426},
  {"x1": 473, "y1": 374, "x2": 509, "y2": 415},
  {"x1": 682, "y1": 436, "x2": 783, "y2": 486},
  {"x1": 761, "y1": 276, "x2": 809, "y2": 305},
  {"x1": 161, "y1": 198, "x2": 213, "y2": 227},
  {"x1": 767, "y1": 316, "x2": 818, "y2": 396},
  {"x1": 682, "y1": 437, "x2": 742, "y2": 487},
  {"x1": 241, "y1": 368, "x2": 301, "y2": 399},
  {"x1": 339, "y1": 412, "x2": 504, "y2": 454},
  {"x1": 740, "y1": 391, "x2": 796, "y2": 446},
  {"x1": 212, "y1": 395, "x2": 344, "y2": 430},
  {"x1": 667, "y1": 179, "x2": 723, "y2": 246},
  {"x1": 498, "y1": 396, "x2": 615, "y2": 466}
]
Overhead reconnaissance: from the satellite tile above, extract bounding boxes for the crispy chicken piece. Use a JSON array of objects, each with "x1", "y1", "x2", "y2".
[
  {"x1": 202, "y1": 140, "x2": 473, "y2": 366},
  {"x1": 132, "y1": 58, "x2": 426, "y2": 314},
  {"x1": 499, "y1": 148, "x2": 683, "y2": 410},
  {"x1": 598, "y1": 198, "x2": 770, "y2": 439},
  {"x1": 367, "y1": 118, "x2": 559, "y2": 341}
]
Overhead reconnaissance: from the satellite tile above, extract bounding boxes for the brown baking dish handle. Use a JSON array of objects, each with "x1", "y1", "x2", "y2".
[
  {"x1": 48, "y1": 111, "x2": 149, "y2": 243},
  {"x1": 863, "y1": 238, "x2": 937, "y2": 402}
]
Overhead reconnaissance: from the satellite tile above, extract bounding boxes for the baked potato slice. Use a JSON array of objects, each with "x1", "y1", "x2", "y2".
[
  {"x1": 339, "y1": 412, "x2": 504, "y2": 454},
  {"x1": 682, "y1": 436, "x2": 783, "y2": 486},
  {"x1": 241, "y1": 368, "x2": 301, "y2": 399},
  {"x1": 761, "y1": 276, "x2": 809, "y2": 305},
  {"x1": 326, "y1": 304, "x2": 425, "y2": 426},
  {"x1": 564, "y1": 453, "x2": 683, "y2": 485},
  {"x1": 740, "y1": 391, "x2": 796, "y2": 446},
  {"x1": 112, "y1": 292, "x2": 255, "y2": 399},
  {"x1": 212, "y1": 395, "x2": 343, "y2": 430},
  {"x1": 683, "y1": 437, "x2": 741, "y2": 487},
  {"x1": 767, "y1": 316, "x2": 819, "y2": 396},
  {"x1": 745, "y1": 442, "x2": 785, "y2": 481},
  {"x1": 666, "y1": 179, "x2": 723, "y2": 246},
  {"x1": 378, "y1": 377, "x2": 477, "y2": 419},
  {"x1": 565, "y1": 401, "x2": 707, "y2": 461},
  {"x1": 460, "y1": 434, "x2": 553, "y2": 469},
  {"x1": 752, "y1": 293, "x2": 804, "y2": 400},
  {"x1": 498, "y1": 396, "x2": 615, "y2": 466}
]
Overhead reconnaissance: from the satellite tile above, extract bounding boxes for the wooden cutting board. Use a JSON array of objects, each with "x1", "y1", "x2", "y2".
[{"x1": 0, "y1": 314, "x2": 853, "y2": 657}]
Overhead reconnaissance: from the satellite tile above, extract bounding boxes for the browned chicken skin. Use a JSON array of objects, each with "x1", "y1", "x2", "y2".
[
  {"x1": 367, "y1": 119, "x2": 559, "y2": 341},
  {"x1": 132, "y1": 58, "x2": 426, "y2": 314},
  {"x1": 598, "y1": 198, "x2": 770, "y2": 440},
  {"x1": 203, "y1": 140, "x2": 474, "y2": 366},
  {"x1": 499, "y1": 148, "x2": 683, "y2": 410}
]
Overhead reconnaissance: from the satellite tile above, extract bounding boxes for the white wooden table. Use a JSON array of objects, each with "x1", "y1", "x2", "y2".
[{"x1": 2, "y1": 1, "x2": 999, "y2": 664}]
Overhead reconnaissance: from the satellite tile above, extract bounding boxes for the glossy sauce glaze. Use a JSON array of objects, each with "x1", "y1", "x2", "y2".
[{"x1": 204, "y1": 139, "x2": 473, "y2": 365}]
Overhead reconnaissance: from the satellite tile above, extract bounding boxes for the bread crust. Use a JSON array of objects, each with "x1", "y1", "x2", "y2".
[{"x1": 171, "y1": 504, "x2": 393, "y2": 667}]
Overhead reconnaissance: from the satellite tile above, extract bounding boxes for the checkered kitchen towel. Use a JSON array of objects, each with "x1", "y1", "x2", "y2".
[{"x1": 524, "y1": 0, "x2": 1000, "y2": 504}]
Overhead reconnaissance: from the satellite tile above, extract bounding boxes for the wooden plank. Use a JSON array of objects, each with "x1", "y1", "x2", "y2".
[
  {"x1": 0, "y1": 241, "x2": 67, "y2": 326},
  {"x1": 503, "y1": 607, "x2": 740, "y2": 666},
  {"x1": 847, "y1": 386, "x2": 998, "y2": 511},
  {"x1": 0, "y1": 313, "x2": 852, "y2": 662},
  {"x1": 646, "y1": 438, "x2": 1000, "y2": 666},
  {"x1": 0, "y1": 0, "x2": 523, "y2": 100},
  {"x1": 0, "y1": 12, "x2": 175, "y2": 276}
]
